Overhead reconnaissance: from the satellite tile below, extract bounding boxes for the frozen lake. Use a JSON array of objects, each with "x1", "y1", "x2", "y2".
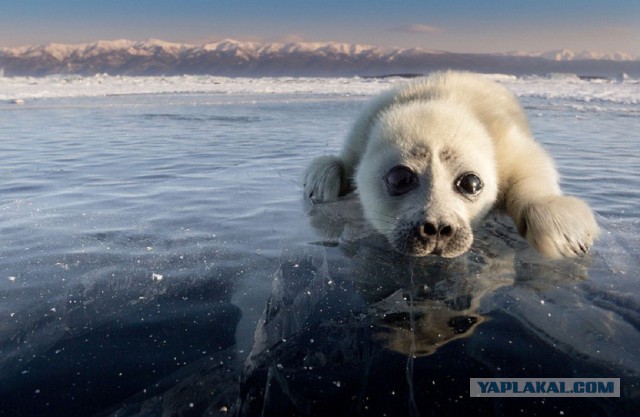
[{"x1": 1, "y1": 75, "x2": 639, "y2": 416}]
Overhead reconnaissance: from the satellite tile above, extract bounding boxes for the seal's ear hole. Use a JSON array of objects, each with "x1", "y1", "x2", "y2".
[
  {"x1": 455, "y1": 172, "x2": 483, "y2": 196},
  {"x1": 384, "y1": 166, "x2": 419, "y2": 196}
]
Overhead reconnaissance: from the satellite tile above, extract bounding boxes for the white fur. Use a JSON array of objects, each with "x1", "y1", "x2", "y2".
[{"x1": 303, "y1": 71, "x2": 599, "y2": 258}]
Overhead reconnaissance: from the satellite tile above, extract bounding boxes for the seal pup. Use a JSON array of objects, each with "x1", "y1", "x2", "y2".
[{"x1": 303, "y1": 71, "x2": 599, "y2": 258}]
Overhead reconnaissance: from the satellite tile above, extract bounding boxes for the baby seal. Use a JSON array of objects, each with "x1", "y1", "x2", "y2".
[{"x1": 303, "y1": 71, "x2": 599, "y2": 258}]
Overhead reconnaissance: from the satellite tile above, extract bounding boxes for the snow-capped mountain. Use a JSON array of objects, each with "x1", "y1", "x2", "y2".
[{"x1": 0, "y1": 39, "x2": 638, "y2": 77}]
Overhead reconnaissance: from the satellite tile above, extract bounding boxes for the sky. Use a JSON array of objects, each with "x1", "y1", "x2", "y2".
[{"x1": 1, "y1": 0, "x2": 639, "y2": 56}]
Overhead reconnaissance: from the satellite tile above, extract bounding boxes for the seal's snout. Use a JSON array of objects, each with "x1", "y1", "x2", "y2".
[
  {"x1": 393, "y1": 214, "x2": 472, "y2": 258},
  {"x1": 415, "y1": 219, "x2": 459, "y2": 256},
  {"x1": 418, "y1": 220, "x2": 455, "y2": 243}
]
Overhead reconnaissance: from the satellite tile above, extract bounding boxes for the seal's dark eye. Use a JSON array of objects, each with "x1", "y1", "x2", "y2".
[
  {"x1": 456, "y1": 173, "x2": 483, "y2": 195},
  {"x1": 384, "y1": 166, "x2": 418, "y2": 196}
]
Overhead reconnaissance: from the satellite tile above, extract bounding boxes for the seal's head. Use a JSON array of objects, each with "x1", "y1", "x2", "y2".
[{"x1": 355, "y1": 101, "x2": 499, "y2": 258}]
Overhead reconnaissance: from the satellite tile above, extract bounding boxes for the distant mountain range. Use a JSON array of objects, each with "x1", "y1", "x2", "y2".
[{"x1": 1, "y1": 39, "x2": 638, "y2": 78}]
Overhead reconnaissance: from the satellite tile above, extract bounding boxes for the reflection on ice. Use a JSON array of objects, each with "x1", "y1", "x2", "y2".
[
  {"x1": 230, "y1": 198, "x2": 639, "y2": 416},
  {"x1": 294, "y1": 195, "x2": 516, "y2": 358}
]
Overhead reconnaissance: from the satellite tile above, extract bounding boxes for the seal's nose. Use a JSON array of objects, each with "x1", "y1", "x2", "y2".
[{"x1": 419, "y1": 220, "x2": 455, "y2": 243}]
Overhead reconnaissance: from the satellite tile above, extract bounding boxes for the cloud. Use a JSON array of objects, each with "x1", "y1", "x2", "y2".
[{"x1": 391, "y1": 23, "x2": 442, "y2": 34}]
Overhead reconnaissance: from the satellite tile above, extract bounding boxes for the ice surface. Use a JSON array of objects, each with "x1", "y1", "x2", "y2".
[
  {"x1": 1, "y1": 73, "x2": 638, "y2": 109},
  {"x1": 0, "y1": 75, "x2": 397, "y2": 101},
  {"x1": 0, "y1": 75, "x2": 639, "y2": 416}
]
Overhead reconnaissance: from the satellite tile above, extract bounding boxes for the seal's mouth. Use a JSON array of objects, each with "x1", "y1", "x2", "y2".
[
  {"x1": 389, "y1": 223, "x2": 473, "y2": 258},
  {"x1": 403, "y1": 246, "x2": 467, "y2": 259}
]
